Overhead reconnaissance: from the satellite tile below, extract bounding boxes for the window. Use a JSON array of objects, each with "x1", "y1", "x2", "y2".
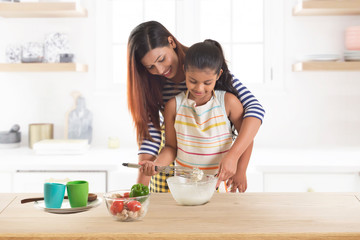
[{"x1": 95, "y1": 0, "x2": 284, "y2": 93}]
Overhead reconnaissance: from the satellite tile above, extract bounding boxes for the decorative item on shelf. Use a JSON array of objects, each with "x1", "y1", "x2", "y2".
[
  {"x1": 344, "y1": 50, "x2": 360, "y2": 61},
  {"x1": 301, "y1": 54, "x2": 341, "y2": 62},
  {"x1": 0, "y1": 124, "x2": 21, "y2": 149},
  {"x1": 108, "y1": 137, "x2": 120, "y2": 149},
  {"x1": 21, "y1": 42, "x2": 44, "y2": 63},
  {"x1": 28, "y1": 123, "x2": 54, "y2": 149},
  {"x1": 5, "y1": 44, "x2": 22, "y2": 63},
  {"x1": 59, "y1": 53, "x2": 74, "y2": 63},
  {"x1": 44, "y1": 32, "x2": 69, "y2": 63},
  {"x1": 65, "y1": 91, "x2": 93, "y2": 144},
  {"x1": 345, "y1": 26, "x2": 360, "y2": 51}
]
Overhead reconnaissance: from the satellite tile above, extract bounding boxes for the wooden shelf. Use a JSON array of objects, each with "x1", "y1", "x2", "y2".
[
  {"x1": 0, "y1": 63, "x2": 88, "y2": 72},
  {"x1": 293, "y1": 61, "x2": 360, "y2": 71},
  {"x1": 0, "y1": 2, "x2": 87, "y2": 18},
  {"x1": 293, "y1": 0, "x2": 360, "y2": 16}
]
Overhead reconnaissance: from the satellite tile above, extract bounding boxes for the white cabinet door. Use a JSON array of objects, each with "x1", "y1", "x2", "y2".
[
  {"x1": 263, "y1": 172, "x2": 360, "y2": 192},
  {"x1": 13, "y1": 170, "x2": 107, "y2": 193},
  {"x1": 0, "y1": 172, "x2": 12, "y2": 193}
]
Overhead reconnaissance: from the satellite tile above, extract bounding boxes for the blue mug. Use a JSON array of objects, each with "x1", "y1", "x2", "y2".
[{"x1": 44, "y1": 182, "x2": 66, "y2": 208}]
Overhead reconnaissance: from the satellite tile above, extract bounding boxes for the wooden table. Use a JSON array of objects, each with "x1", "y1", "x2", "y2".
[{"x1": 0, "y1": 193, "x2": 360, "y2": 239}]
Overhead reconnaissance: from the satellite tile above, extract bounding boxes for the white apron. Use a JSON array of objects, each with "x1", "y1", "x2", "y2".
[{"x1": 174, "y1": 90, "x2": 232, "y2": 176}]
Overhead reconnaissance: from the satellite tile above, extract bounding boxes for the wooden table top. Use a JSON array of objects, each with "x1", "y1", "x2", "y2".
[{"x1": 0, "y1": 192, "x2": 360, "y2": 240}]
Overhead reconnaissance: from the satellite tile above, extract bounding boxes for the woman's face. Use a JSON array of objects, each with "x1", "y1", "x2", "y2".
[
  {"x1": 140, "y1": 39, "x2": 179, "y2": 79},
  {"x1": 185, "y1": 67, "x2": 221, "y2": 105}
]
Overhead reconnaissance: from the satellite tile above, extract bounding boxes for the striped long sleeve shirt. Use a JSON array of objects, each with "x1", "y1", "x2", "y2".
[{"x1": 138, "y1": 75, "x2": 265, "y2": 156}]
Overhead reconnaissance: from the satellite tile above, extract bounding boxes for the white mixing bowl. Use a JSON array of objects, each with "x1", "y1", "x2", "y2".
[{"x1": 166, "y1": 174, "x2": 217, "y2": 206}]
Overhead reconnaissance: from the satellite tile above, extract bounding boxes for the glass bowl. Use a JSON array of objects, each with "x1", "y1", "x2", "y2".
[
  {"x1": 103, "y1": 190, "x2": 150, "y2": 221},
  {"x1": 166, "y1": 174, "x2": 217, "y2": 206}
]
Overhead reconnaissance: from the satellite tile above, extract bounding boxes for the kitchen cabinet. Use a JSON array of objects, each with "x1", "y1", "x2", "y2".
[
  {"x1": 0, "y1": 147, "x2": 139, "y2": 193},
  {"x1": 13, "y1": 170, "x2": 107, "y2": 193},
  {"x1": 252, "y1": 148, "x2": 360, "y2": 192},
  {"x1": 293, "y1": 0, "x2": 360, "y2": 16},
  {"x1": 0, "y1": 2, "x2": 87, "y2": 18},
  {"x1": 263, "y1": 172, "x2": 360, "y2": 192},
  {"x1": 0, "y1": 172, "x2": 12, "y2": 193}
]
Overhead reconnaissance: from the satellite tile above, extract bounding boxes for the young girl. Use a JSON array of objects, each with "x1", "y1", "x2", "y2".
[
  {"x1": 128, "y1": 21, "x2": 263, "y2": 193},
  {"x1": 139, "y1": 40, "x2": 252, "y2": 192}
]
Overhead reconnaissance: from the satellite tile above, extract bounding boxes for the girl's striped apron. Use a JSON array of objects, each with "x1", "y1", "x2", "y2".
[{"x1": 174, "y1": 90, "x2": 232, "y2": 176}]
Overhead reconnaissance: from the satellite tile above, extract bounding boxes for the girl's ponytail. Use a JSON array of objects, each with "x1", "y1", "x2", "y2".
[{"x1": 203, "y1": 39, "x2": 237, "y2": 97}]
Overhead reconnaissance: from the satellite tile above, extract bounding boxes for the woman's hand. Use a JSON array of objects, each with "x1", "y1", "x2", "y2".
[
  {"x1": 139, "y1": 160, "x2": 158, "y2": 176},
  {"x1": 215, "y1": 155, "x2": 238, "y2": 189},
  {"x1": 227, "y1": 172, "x2": 247, "y2": 193}
]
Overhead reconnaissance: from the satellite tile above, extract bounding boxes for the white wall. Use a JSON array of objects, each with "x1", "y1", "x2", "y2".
[
  {"x1": 0, "y1": 0, "x2": 359, "y2": 151},
  {"x1": 254, "y1": 0, "x2": 360, "y2": 149}
]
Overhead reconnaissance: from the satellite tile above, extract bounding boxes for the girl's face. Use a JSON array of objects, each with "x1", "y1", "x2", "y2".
[
  {"x1": 140, "y1": 38, "x2": 179, "y2": 79},
  {"x1": 185, "y1": 67, "x2": 221, "y2": 105}
]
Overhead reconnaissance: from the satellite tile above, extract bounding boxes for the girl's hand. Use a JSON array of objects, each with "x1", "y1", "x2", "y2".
[
  {"x1": 139, "y1": 160, "x2": 158, "y2": 176},
  {"x1": 227, "y1": 172, "x2": 247, "y2": 193},
  {"x1": 215, "y1": 155, "x2": 237, "y2": 189}
]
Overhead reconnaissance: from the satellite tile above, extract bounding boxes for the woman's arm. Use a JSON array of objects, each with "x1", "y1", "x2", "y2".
[
  {"x1": 216, "y1": 117, "x2": 260, "y2": 188},
  {"x1": 138, "y1": 123, "x2": 162, "y2": 156},
  {"x1": 227, "y1": 141, "x2": 253, "y2": 192},
  {"x1": 137, "y1": 153, "x2": 156, "y2": 185},
  {"x1": 140, "y1": 98, "x2": 178, "y2": 176},
  {"x1": 232, "y1": 76, "x2": 265, "y2": 123},
  {"x1": 215, "y1": 77, "x2": 264, "y2": 188},
  {"x1": 136, "y1": 124, "x2": 161, "y2": 185},
  {"x1": 216, "y1": 93, "x2": 246, "y2": 186},
  {"x1": 229, "y1": 76, "x2": 264, "y2": 163}
]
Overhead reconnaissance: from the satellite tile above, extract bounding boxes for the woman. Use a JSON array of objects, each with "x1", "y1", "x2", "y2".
[{"x1": 127, "y1": 21, "x2": 264, "y2": 193}]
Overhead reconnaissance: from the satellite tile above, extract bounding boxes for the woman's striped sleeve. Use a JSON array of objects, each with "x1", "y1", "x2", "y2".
[
  {"x1": 232, "y1": 76, "x2": 265, "y2": 123},
  {"x1": 138, "y1": 121, "x2": 162, "y2": 156}
]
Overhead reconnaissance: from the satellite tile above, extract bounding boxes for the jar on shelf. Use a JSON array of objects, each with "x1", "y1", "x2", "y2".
[
  {"x1": 44, "y1": 32, "x2": 69, "y2": 63},
  {"x1": 5, "y1": 44, "x2": 22, "y2": 63},
  {"x1": 21, "y1": 42, "x2": 44, "y2": 63}
]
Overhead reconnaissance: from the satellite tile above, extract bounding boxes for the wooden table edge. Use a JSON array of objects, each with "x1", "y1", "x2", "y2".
[{"x1": 0, "y1": 232, "x2": 360, "y2": 240}]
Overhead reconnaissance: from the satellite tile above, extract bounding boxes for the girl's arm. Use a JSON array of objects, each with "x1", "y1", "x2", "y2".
[{"x1": 140, "y1": 98, "x2": 178, "y2": 176}]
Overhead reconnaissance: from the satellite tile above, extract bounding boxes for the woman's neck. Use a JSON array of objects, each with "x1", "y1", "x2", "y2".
[{"x1": 169, "y1": 69, "x2": 185, "y2": 83}]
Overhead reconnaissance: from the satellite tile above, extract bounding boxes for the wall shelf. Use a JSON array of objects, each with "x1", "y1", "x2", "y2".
[
  {"x1": 0, "y1": 63, "x2": 88, "y2": 72},
  {"x1": 293, "y1": 61, "x2": 360, "y2": 71},
  {"x1": 0, "y1": 2, "x2": 87, "y2": 18},
  {"x1": 293, "y1": 0, "x2": 360, "y2": 16}
]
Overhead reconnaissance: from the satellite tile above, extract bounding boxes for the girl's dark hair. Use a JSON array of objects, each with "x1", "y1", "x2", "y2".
[
  {"x1": 184, "y1": 39, "x2": 238, "y2": 97},
  {"x1": 127, "y1": 21, "x2": 188, "y2": 144}
]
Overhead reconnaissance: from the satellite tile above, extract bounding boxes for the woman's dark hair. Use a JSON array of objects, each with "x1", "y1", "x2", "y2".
[
  {"x1": 127, "y1": 21, "x2": 188, "y2": 144},
  {"x1": 184, "y1": 39, "x2": 238, "y2": 97}
]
